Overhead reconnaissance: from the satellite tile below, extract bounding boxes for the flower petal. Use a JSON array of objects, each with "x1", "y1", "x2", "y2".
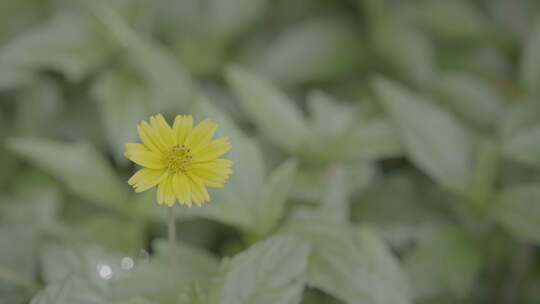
[
  {"x1": 130, "y1": 169, "x2": 168, "y2": 192},
  {"x1": 150, "y1": 114, "x2": 175, "y2": 147},
  {"x1": 127, "y1": 150, "x2": 166, "y2": 169},
  {"x1": 157, "y1": 180, "x2": 165, "y2": 205},
  {"x1": 138, "y1": 121, "x2": 168, "y2": 152},
  {"x1": 124, "y1": 143, "x2": 150, "y2": 158},
  {"x1": 172, "y1": 174, "x2": 192, "y2": 207},
  {"x1": 192, "y1": 136, "x2": 231, "y2": 162},
  {"x1": 163, "y1": 176, "x2": 176, "y2": 206},
  {"x1": 184, "y1": 119, "x2": 218, "y2": 151},
  {"x1": 190, "y1": 168, "x2": 228, "y2": 188},
  {"x1": 187, "y1": 173, "x2": 210, "y2": 204},
  {"x1": 173, "y1": 115, "x2": 193, "y2": 145}
]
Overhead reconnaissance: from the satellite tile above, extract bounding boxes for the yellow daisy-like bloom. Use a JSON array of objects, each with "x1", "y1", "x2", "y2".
[{"x1": 124, "y1": 114, "x2": 233, "y2": 207}]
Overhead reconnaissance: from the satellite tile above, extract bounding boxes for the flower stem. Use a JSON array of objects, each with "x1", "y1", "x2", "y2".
[{"x1": 167, "y1": 206, "x2": 179, "y2": 287}]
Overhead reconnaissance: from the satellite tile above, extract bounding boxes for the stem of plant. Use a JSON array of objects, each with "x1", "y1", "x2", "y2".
[{"x1": 167, "y1": 206, "x2": 179, "y2": 287}]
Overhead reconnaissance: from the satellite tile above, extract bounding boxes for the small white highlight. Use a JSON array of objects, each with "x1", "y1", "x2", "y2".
[
  {"x1": 97, "y1": 263, "x2": 113, "y2": 280},
  {"x1": 121, "y1": 257, "x2": 134, "y2": 270}
]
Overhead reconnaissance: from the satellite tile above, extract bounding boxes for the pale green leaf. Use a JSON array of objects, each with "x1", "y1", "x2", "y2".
[
  {"x1": 112, "y1": 240, "x2": 218, "y2": 301},
  {"x1": 253, "y1": 18, "x2": 363, "y2": 85},
  {"x1": 75, "y1": 216, "x2": 144, "y2": 254},
  {"x1": 282, "y1": 220, "x2": 411, "y2": 304},
  {"x1": 0, "y1": 68, "x2": 35, "y2": 90},
  {"x1": 6, "y1": 137, "x2": 129, "y2": 212},
  {"x1": 409, "y1": 0, "x2": 495, "y2": 42},
  {"x1": 12, "y1": 79, "x2": 63, "y2": 137},
  {"x1": 404, "y1": 226, "x2": 483, "y2": 299},
  {"x1": 91, "y1": 69, "x2": 152, "y2": 163},
  {"x1": 305, "y1": 91, "x2": 401, "y2": 161},
  {"x1": 520, "y1": 19, "x2": 540, "y2": 95},
  {"x1": 436, "y1": 72, "x2": 504, "y2": 129},
  {"x1": 494, "y1": 184, "x2": 540, "y2": 244},
  {"x1": 499, "y1": 100, "x2": 540, "y2": 139},
  {"x1": 41, "y1": 244, "x2": 127, "y2": 290},
  {"x1": 0, "y1": 12, "x2": 111, "y2": 81},
  {"x1": 208, "y1": 0, "x2": 267, "y2": 40},
  {"x1": 352, "y1": 171, "x2": 451, "y2": 248},
  {"x1": 373, "y1": 77, "x2": 472, "y2": 193},
  {"x1": 372, "y1": 20, "x2": 436, "y2": 89},
  {"x1": 338, "y1": 118, "x2": 402, "y2": 161},
  {"x1": 253, "y1": 159, "x2": 298, "y2": 238},
  {"x1": 501, "y1": 124, "x2": 540, "y2": 167},
  {"x1": 208, "y1": 236, "x2": 310, "y2": 304},
  {"x1": 153, "y1": 239, "x2": 220, "y2": 283},
  {"x1": 225, "y1": 66, "x2": 310, "y2": 153},
  {"x1": 91, "y1": 0, "x2": 194, "y2": 112},
  {"x1": 30, "y1": 275, "x2": 106, "y2": 304}
]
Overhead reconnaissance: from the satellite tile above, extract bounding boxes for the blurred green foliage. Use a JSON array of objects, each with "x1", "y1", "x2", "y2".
[{"x1": 1, "y1": 0, "x2": 540, "y2": 303}]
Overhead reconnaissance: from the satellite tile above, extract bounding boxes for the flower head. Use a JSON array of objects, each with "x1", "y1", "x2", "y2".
[{"x1": 124, "y1": 114, "x2": 233, "y2": 207}]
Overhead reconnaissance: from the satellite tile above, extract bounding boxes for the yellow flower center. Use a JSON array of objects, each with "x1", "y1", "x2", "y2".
[{"x1": 166, "y1": 144, "x2": 192, "y2": 174}]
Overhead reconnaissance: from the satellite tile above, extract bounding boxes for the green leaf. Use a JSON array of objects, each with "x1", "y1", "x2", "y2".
[
  {"x1": 12, "y1": 79, "x2": 63, "y2": 137},
  {"x1": 520, "y1": 19, "x2": 540, "y2": 95},
  {"x1": 338, "y1": 118, "x2": 402, "y2": 161},
  {"x1": 1, "y1": 170, "x2": 61, "y2": 232},
  {"x1": 0, "y1": 12, "x2": 111, "y2": 82},
  {"x1": 178, "y1": 281, "x2": 207, "y2": 304},
  {"x1": 91, "y1": 69, "x2": 153, "y2": 163},
  {"x1": 316, "y1": 164, "x2": 350, "y2": 223},
  {"x1": 466, "y1": 140, "x2": 499, "y2": 211},
  {"x1": 404, "y1": 226, "x2": 483, "y2": 299},
  {"x1": 161, "y1": 0, "x2": 266, "y2": 75},
  {"x1": 253, "y1": 159, "x2": 298, "y2": 238},
  {"x1": 126, "y1": 39, "x2": 194, "y2": 113},
  {"x1": 41, "y1": 243, "x2": 126, "y2": 289},
  {"x1": 225, "y1": 66, "x2": 310, "y2": 153},
  {"x1": 373, "y1": 77, "x2": 472, "y2": 193},
  {"x1": 494, "y1": 184, "x2": 540, "y2": 244},
  {"x1": 305, "y1": 91, "x2": 401, "y2": 162},
  {"x1": 436, "y1": 72, "x2": 504, "y2": 129},
  {"x1": 207, "y1": 0, "x2": 267, "y2": 40},
  {"x1": 307, "y1": 91, "x2": 356, "y2": 141},
  {"x1": 75, "y1": 216, "x2": 144, "y2": 254},
  {"x1": 501, "y1": 124, "x2": 540, "y2": 168},
  {"x1": 352, "y1": 171, "x2": 452, "y2": 248},
  {"x1": 0, "y1": 224, "x2": 40, "y2": 304},
  {"x1": 208, "y1": 236, "x2": 310, "y2": 304},
  {"x1": 92, "y1": 1, "x2": 194, "y2": 113},
  {"x1": 0, "y1": 225, "x2": 39, "y2": 281},
  {"x1": 30, "y1": 275, "x2": 157, "y2": 304},
  {"x1": 110, "y1": 298, "x2": 157, "y2": 304},
  {"x1": 153, "y1": 239, "x2": 220, "y2": 284},
  {"x1": 283, "y1": 220, "x2": 411, "y2": 304},
  {"x1": 408, "y1": 0, "x2": 495, "y2": 42},
  {"x1": 499, "y1": 100, "x2": 540, "y2": 139},
  {"x1": 112, "y1": 240, "x2": 218, "y2": 301},
  {"x1": 6, "y1": 137, "x2": 129, "y2": 212},
  {"x1": 371, "y1": 19, "x2": 435, "y2": 89},
  {"x1": 30, "y1": 275, "x2": 106, "y2": 304},
  {"x1": 0, "y1": 0, "x2": 49, "y2": 45},
  {"x1": 0, "y1": 68, "x2": 35, "y2": 90},
  {"x1": 252, "y1": 18, "x2": 363, "y2": 85}
]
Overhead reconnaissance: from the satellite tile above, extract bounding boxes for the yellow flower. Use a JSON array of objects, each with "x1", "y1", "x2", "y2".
[{"x1": 124, "y1": 114, "x2": 233, "y2": 207}]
